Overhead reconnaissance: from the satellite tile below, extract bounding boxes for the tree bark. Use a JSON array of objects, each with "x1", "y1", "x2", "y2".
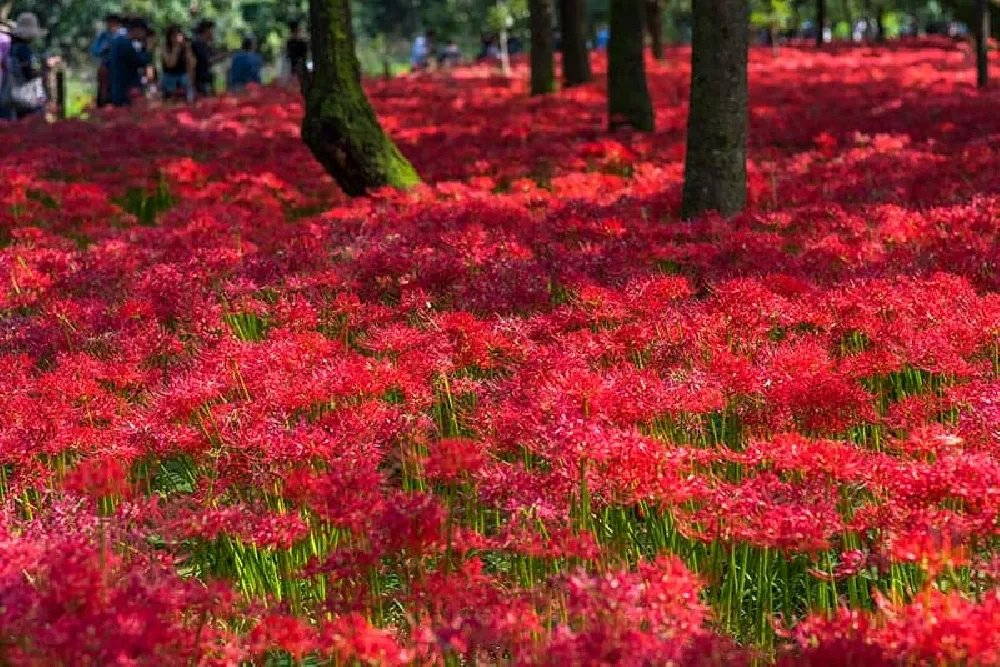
[
  {"x1": 975, "y1": 0, "x2": 990, "y2": 89},
  {"x1": 301, "y1": 0, "x2": 420, "y2": 196},
  {"x1": 530, "y1": 0, "x2": 556, "y2": 94},
  {"x1": 646, "y1": 0, "x2": 664, "y2": 61},
  {"x1": 499, "y1": 28, "x2": 512, "y2": 77},
  {"x1": 816, "y1": 0, "x2": 826, "y2": 47},
  {"x1": 609, "y1": 0, "x2": 655, "y2": 132},
  {"x1": 682, "y1": 0, "x2": 749, "y2": 219},
  {"x1": 559, "y1": 0, "x2": 592, "y2": 86}
]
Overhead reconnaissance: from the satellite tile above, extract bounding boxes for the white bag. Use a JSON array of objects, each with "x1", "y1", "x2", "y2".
[{"x1": 1, "y1": 54, "x2": 47, "y2": 113}]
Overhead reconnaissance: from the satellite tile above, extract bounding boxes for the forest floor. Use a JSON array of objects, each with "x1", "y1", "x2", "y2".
[{"x1": 2, "y1": 41, "x2": 1000, "y2": 665}]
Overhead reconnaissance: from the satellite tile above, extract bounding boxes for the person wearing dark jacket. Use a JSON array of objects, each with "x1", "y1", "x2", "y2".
[
  {"x1": 108, "y1": 18, "x2": 153, "y2": 107},
  {"x1": 286, "y1": 20, "x2": 308, "y2": 79},
  {"x1": 90, "y1": 14, "x2": 125, "y2": 107},
  {"x1": 191, "y1": 20, "x2": 222, "y2": 96},
  {"x1": 228, "y1": 37, "x2": 262, "y2": 92}
]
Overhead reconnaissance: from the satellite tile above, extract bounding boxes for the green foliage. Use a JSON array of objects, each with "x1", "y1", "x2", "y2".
[
  {"x1": 8, "y1": 0, "x2": 998, "y2": 68},
  {"x1": 751, "y1": 0, "x2": 795, "y2": 28},
  {"x1": 8, "y1": 0, "x2": 307, "y2": 61}
]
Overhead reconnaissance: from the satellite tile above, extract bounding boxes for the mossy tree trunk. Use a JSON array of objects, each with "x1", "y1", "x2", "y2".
[
  {"x1": 301, "y1": 0, "x2": 420, "y2": 196},
  {"x1": 530, "y1": 0, "x2": 556, "y2": 95},
  {"x1": 975, "y1": 0, "x2": 990, "y2": 89},
  {"x1": 559, "y1": 0, "x2": 592, "y2": 86},
  {"x1": 646, "y1": 0, "x2": 664, "y2": 61},
  {"x1": 609, "y1": 0, "x2": 655, "y2": 132},
  {"x1": 816, "y1": 0, "x2": 826, "y2": 47},
  {"x1": 682, "y1": 0, "x2": 749, "y2": 219}
]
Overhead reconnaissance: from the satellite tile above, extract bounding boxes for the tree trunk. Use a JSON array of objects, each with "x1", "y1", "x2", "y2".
[
  {"x1": 301, "y1": 0, "x2": 420, "y2": 196},
  {"x1": 559, "y1": 0, "x2": 592, "y2": 86},
  {"x1": 530, "y1": 0, "x2": 556, "y2": 94},
  {"x1": 646, "y1": 0, "x2": 664, "y2": 61},
  {"x1": 842, "y1": 0, "x2": 853, "y2": 39},
  {"x1": 499, "y1": 29, "x2": 512, "y2": 77},
  {"x1": 876, "y1": 9, "x2": 886, "y2": 43},
  {"x1": 609, "y1": 0, "x2": 654, "y2": 132},
  {"x1": 975, "y1": 0, "x2": 990, "y2": 89},
  {"x1": 682, "y1": 0, "x2": 749, "y2": 219},
  {"x1": 816, "y1": 0, "x2": 826, "y2": 46}
]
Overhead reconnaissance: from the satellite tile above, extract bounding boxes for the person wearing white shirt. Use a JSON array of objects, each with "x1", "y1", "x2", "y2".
[{"x1": 411, "y1": 30, "x2": 435, "y2": 71}]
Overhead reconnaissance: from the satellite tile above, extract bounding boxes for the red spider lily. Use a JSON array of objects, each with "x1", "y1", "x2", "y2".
[{"x1": 0, "y1": 41, "x2": 999, "y2": 664}]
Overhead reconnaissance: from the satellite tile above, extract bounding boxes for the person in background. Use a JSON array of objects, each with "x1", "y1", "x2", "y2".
[
  {"x1": 191, "y1": 19, "x2": 220, "y2": 97},
  {"x1": 108, "y1": 17, "x2": 152, "y2": 107},
  {"x1": 476, "y1": 33, "x2": 499, "y2": 63},
  {"x1": 90, "y1": 13, "x2": 124, "y2": 107},
  {"x1": 285, "y1": 20, "x2": 308, "y2": 81},
  {"x1": 161, "y1": 25, "x2": 194, "y2": 103},
  {"x1": 438, "y1": 40, "x2": 460, "y2": 69},
  {"x1": 0, "y1": 19, "x2": 13, "y2": 120},
  {"x1": 411, "y1": 29, "x2": 435, "y2": 71},
  {"x1": 3, "y1": 12, "x2": 51, "y2": 120},
  {"x1": 228, "y1": 36, "x2": 262, "y2": 92},
  {"x1": 595, "y1": 25, "x2": 609, "y2": 51}
]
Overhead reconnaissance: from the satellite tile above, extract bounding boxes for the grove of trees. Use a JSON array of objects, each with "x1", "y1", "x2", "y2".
[
  {"x1": 302, "y1": 0, "x2": 995, "y2": 215},
  {"x1": 16, "y1": 0, "x2": 992, "y2": 212},
  {"x1": 14, "y1": 1, "x2": 999, "y2": 69}
]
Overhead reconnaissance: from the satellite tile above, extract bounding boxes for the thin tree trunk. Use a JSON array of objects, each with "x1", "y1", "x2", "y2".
[
  {"x1": 530, "y1": 0, "x2": 556, "y2": 94},
  {"x1": 975, "y1": 0, "x2": 990, "y2": 88},
  {"x1": 499, "y1": 28, "x2": 512, "y2": 76},
  {"x1": 609, "y1": 0, "x2": 654, "y2": 132},
  {"x1": 301, "y1": 0, "x2": 420, "y2": 196},
  {"x1": 559, "y1": 0, "x2": 592, "y2": 86},
  {"x1": 842, "y1": 0, "x2": 853, "y2": 39},
  {"x1": 816, "y1": 0, "x2": 826, "y2": 46},
  {"x1": 646, "y1": 0, "x2": 665, "y2": 61},
  {"x1": 682, "y1": 0, "x2": 749, "y2": 219},
  {"x1": 876, "y1": 9, "x2": 886, "y2": 42}
]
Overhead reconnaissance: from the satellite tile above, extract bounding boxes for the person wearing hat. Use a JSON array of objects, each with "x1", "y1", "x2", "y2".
[
  {"x1": 2, "y1": 12, "x2": 49, "y2": 119},
  {"x1": 107, "y1": 17, "x2": 153, "y2": 107}
]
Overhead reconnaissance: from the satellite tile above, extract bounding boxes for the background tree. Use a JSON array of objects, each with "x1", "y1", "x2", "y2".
[
  {"x1": 301, "y1": 0, "x2": 420, "y2": 196},
  {"x1": 682, "y1": 0, "x2": 749, "y2": 218},
  {"x1": 608, "y1": 0, "x2": 654, "y2": 131},
  {"x1": 817, "y1": 0, "x2": 826, "y2": 44},
  {"x1": 646, "y1": 0, "x2": 665, "y2": 60},
  {"x1": 530, "y1": 0, "x2": 556, "y2": 94},
  {"x1": 974, "y1": 0, "x2": 989, "y2": 87},
  {"x1": 559, "y1": 0, "x2": 592, "y2": 85}
]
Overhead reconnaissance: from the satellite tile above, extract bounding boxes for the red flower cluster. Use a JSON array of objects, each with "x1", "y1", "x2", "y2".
[{"x1": 1, "y1": 41, "x2": 1000, "y2": 664}]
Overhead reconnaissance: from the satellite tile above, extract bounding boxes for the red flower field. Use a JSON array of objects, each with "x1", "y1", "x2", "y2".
[{"x1": 2, "y1": 42, "x2": 1000, "y2": 664}]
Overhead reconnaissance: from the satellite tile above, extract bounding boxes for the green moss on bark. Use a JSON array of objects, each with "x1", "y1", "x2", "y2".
[
  {"x1": 302, "y1": 0, "x2": 420, "y2": 196},
  {"x1": 609, "y1": 0, "x2": 655, "y2": 133}
]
